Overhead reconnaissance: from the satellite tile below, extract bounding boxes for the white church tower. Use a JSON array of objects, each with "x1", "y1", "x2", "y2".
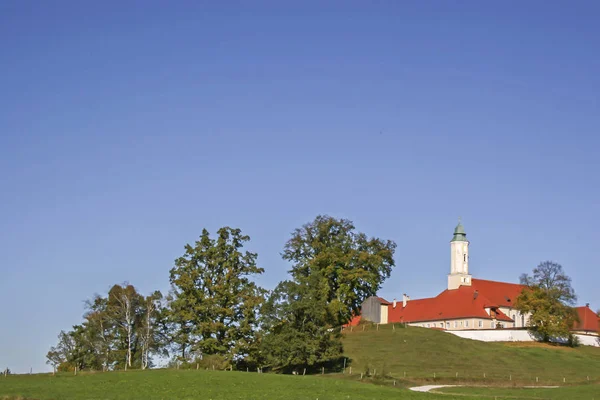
[{"x1": 448, "y1": 219, "x2": 472, "y2": 290}]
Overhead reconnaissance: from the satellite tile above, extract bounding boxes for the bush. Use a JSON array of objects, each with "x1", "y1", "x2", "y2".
[{"x1": 567, "y1": 334, "x2": 581, "y2": 348}]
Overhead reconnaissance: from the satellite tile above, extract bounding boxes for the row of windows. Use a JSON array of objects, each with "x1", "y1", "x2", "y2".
[{"x1": 417, "y1": 320, "x2": 497, "y2": 329}]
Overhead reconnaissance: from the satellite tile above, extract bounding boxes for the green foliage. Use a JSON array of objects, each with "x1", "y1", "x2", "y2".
[
  {"x1": 168, "y1": 227, "x2": 266, "y2": 362},
  {"x1": 517, "y1": 261, "x2": 578, "y2": 342},
  {"x1": 260, "y1": 273, "x2": 344, "y2": 373},
  {"x1": 46, "y1": 284, "x2": 165, "y2": 372},
  {"x1": 282, "y1": 215, "x2": 396, "y2": 325}
]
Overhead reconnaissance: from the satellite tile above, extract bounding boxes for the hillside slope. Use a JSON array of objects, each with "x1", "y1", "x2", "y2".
[{"x1": 342, "y1": 324, "x2": 600, "y2": 385}]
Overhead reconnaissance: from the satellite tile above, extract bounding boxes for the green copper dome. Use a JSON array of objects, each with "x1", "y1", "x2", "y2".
[{"x1": 451, "y1": 220, "x2": 468, "y2": 242}]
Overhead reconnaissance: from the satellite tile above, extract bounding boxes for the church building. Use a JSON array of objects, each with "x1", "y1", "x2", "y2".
[{"x1": 355, "y1": 222, "x2": 539, "y2": 330}]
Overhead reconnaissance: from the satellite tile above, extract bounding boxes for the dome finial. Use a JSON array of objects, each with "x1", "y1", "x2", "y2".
[{"x1": 451, "y1": 218, "x2": 467, "y2": 242}]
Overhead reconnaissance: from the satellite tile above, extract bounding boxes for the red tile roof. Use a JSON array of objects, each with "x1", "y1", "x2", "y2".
[
  {"x1": 344, "y1": 315, "x2": 362, "y2": 327},
  {"x1": 387, "y1": 285, "x2": 513, "y2": 324},
  {"x1": 573, "y1": 306, "x2": 599, "y2": 333},
  {"x1": 376, "y1": 297, "x2": 391, "y2": 305},
  {"x1": 470, "y1": 278, "x2": 526, "y2": 307}
]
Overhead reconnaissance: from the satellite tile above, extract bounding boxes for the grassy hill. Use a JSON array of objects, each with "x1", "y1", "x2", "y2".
[
  {"x1": 342, "y1": 324, "x2": 600, "y2": 385},
  {"x1": 0, "y1": 369, "x2": 459, "y2": 400},
  {"x1": 2, "y1": 325, "x2": 598, "y2": 400}
]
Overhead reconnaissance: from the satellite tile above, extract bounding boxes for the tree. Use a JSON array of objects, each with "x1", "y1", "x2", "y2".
[
  {"x1": 516, "y1": 261, "x2": 578, "y2": 342},
  {"x1": 282, "y1": 215, "x2": 396, "y2": 325},
  {"x1": 519, "y1": 261, "x2": 577, "y2": 305},
  {"x1": 107, "y1": 284, "x2": 144, "y2": 370},
  {"x1": 168, "y1": 227, "x2": 266, "y2": 363},
  {"x1": 84, "y1": 295, "x2": 114, "y2": 371},
  {"x1": 46, "y1": 330, "x2": 75, "y2": 372},
  {"x1": 139, "y1": 291, "x2": 166, "y2": 370},
  {"x1": 260, "y1": 272, "x2": 343, "y2": 373}
]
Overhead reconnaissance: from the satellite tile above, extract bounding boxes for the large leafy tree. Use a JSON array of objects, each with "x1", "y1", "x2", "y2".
[
  {"x1": 168, "y1": 227, "x2": 266, "y2": 362},
  {"x1": 260, "y1": 272, "x2": 343, "y2": 373},
  {"x1": 516, "y1": 261, "x2": 579, "y2": 342},
  {"x1": 282, "y1": 215, "x2": 396, "y2": 325}
]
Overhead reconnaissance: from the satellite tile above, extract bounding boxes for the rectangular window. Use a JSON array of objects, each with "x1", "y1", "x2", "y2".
[
  {"x1": 454, "y1": 321, "x2": 458, "y2": 328},
  {"x1": 465, "y1": 320, "x2": 469, "y2": 327},
  {"x1": 478, "y1": 320, "x2": 482, "y2": 328}
]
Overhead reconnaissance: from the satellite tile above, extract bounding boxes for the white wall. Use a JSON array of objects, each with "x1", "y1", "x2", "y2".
[{"x1": 447, "y1": 329, "x2": 599, "y2": 347}]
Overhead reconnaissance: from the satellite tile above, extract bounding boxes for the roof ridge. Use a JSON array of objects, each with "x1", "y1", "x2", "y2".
[{"x1": 472, "y1": 278, "x2": 524, "y2": 286}]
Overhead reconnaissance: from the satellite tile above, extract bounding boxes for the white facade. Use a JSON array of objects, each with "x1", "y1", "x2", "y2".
[
  {"x1": 448, "y1": 329, "x2": 599, "y2": 347},
  {"x1": 448, "y1": 223, "x2": 472, "y2": 290}
]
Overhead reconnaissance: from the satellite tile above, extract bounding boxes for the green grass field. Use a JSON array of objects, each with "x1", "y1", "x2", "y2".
[
  {"x1": 342, "y1": 324, "x2": 600, "y2": 385},
  {"x1": 0, "y1": 369, "x2": 462, "y2": 400},
  {"x1": 1, "y1": 326, "x2": 598, "y2": 399}
]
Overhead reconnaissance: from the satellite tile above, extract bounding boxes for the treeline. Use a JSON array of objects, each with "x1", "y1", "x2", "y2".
[{"x1": 47, "y1": 215, "x2": 396, "y2": 374}]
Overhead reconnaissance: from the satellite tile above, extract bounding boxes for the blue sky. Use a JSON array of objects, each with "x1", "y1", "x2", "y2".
[{"x1": 1, "y1": 1, "x2": 599, "y2": 373}]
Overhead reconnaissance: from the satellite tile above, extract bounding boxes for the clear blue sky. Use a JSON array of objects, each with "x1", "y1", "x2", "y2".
[{"x1": 1, "y1": 1, "x2": 599, "y2": 373}]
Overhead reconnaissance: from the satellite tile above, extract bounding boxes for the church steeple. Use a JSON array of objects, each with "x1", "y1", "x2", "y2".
[
  {"x1": 451, "y1": 219, "x2": 467, "y2": 242},
  {"x1": 448, "y1": 218, "x2": 472, "y2": 290}
]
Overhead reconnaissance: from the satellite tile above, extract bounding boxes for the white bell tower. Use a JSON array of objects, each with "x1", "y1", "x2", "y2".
[{"x1": 448, "y1": 219, "x2": 472, "y2": 290}]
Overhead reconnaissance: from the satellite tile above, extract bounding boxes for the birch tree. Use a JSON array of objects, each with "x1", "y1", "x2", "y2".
[
  {"x1": 139, "y1": 291, "x2": 165, "y2": 369},
  {"x1": 107, "y1": 284, "x2": 143, "y2": 370}
]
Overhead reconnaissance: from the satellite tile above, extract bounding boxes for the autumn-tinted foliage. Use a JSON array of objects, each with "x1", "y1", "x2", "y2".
[{"x1": 516, "y1": 261, "x2": 579, "y2": 342}]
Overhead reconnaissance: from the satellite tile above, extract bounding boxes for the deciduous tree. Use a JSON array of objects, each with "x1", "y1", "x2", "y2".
[
  {"x1": 516, "y1": 261, "x2": 578, "y2": 342},
  {"x1": 260, "y1": 272, "x2": 343, "y2": 372},
  {"x1": 282, "y1": 215, "x2": 396, "y2": 325},
  {"x1": 107, "y1": 284, "x2": 144, "y2": 370},
  {"x1": 168, "y1": 227, "x2": 266, "y2": 363}
]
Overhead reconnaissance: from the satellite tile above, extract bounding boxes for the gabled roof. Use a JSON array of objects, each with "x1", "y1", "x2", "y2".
[
  {"x1": 573, "y1": 306, "x2": 599, "y2": 332},
  {"x1": 387, "y1": 285, "x2": 513, "y2": 323},
  {"x1": 471, "y1": 278, "x2": 526, "y2": 307}
]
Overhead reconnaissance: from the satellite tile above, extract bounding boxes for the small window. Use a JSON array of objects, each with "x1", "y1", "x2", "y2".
[
  {"x1": 454, "y1": 321, "x2": 458, "y2": 328},
  {"x1": 465, "y1": 320, "x2": 469, "y2": 327},
  {"x1": 460, "y1": 321, "x2": 463, "y2": 326},
  {"x1": 491, "y1": 321, "x2": 496, "y2": 329},
  {"x1": 464, "y1": 254, "x2": 466, "y2": 262},
  {"x1": 427, "y1": 323, "x2": 430, "y2": 328},
  {"x1": 478, "y1": 320, "x2": 482, "y2": 328}
]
